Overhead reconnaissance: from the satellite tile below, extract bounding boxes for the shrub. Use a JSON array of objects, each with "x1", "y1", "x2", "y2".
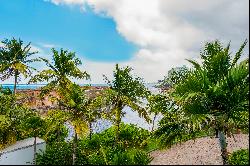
[
  {"x1": 36, "y1": 124, "x2": 153, "y2": 165},
  {"x1": 228, "y1": 149, "x2": 249, "y2": 165},
  {"x1": 36, "y1": 141, "x2": 88, "y2": 165},
  {"x1": 80, "y1": 123, "x2": 153, "y2": 165}
]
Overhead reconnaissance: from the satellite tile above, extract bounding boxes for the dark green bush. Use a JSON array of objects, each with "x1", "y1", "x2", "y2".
[
  {"x1": 228, "y1": 149, "x2": 249, "y2": 165},
  {"x1": 36, "y1": 142, "x2": 73, "y2": 165},
  {"x1": 36, "y1": 123, "x2": 153, "y2": 165},
  {"x1": 87, "y1": 145, "x2": 153, "y2": 165},
  {"x1": 36, "y1": 141, "x2": 88, "y2": 165}
]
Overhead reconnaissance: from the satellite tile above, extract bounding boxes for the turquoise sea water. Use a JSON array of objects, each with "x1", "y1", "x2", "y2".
[{"x1": 0, "y1": 84, "x2": 109, "y2": 90}]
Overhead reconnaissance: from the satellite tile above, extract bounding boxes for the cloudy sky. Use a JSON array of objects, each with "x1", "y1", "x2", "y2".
[{"x1": 0, "y1": 0, "x2": 249, "y2": 84}]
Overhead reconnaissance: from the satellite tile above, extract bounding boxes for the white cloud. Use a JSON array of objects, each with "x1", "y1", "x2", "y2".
[
  {"x1": 39, "y1": 43, "x2": 59, "y2": 49},
  {"x1": 30, "y1": 45, "x2": 43, "y2": 53},
  {"x1": 30, "y1": 0, "x2": 250, "y2": 83}
]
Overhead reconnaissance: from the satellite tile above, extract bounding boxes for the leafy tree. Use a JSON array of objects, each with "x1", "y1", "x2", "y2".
[
  {"x1": 168, "y1": 39, "x2": 249, "y2": 164},
  {"x1": 100, "y1": 64, "x2": 151, "y2": 144},
  {"x1": 58, "y1": 83, "x2": 102, "y2": 165},
  {"x1": 80, "y1": 123, "x2": 152, "y2": 165},
  {"x1": 0, "y1": 38, "x2": 39, "y2": 94},
  {"x1": 0, "y1": 88, "x2": 36, "y2": 149},
  {"x1": 29, "y1": 48, "x2": 89, "y2": 99},
  {"x1": 158, "y1": 66, "x2": 189, "y2": 89},
  {"x1": 37, "y1": 124, "x2": 153, "y2": 165},
  {"x1": 147, "y1": 94, "x2": 170, "y2": 131},
  {"x1": 43, "y1": 110, "x2": 69, "y2": 144},
  {"x1": 36, "y1": 141, "x2": 88, "y2": 165},
  {"x1": 20, "y1": 115, "x2": 45, "y2": 164}
]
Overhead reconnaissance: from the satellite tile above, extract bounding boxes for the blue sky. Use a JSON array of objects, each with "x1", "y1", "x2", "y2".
[
  {"x1": 0, "y1": 0, "x2": 136, "y2": 62},
  {"x1": 0, "y1": 0, "x2": 248, "y2": 84}
]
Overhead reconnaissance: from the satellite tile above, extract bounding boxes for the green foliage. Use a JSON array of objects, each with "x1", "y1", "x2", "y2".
[
  {"x1": 154, "y1": 109, "x2": 213, "y2": 148},
  {"x1": 0, "y1": 90, "x2": 39, "y2": 149},
  {"x1": 36, "y1": 141, "x2": 88, "y2": 165},
  {"x1": 42, "y1": 110, "x2": 69, "y2": 144},
  {"x1": 154, "y1": 40, "x2": 249, "y2": 151},
  {"x1": 82, "y1": 123, "x2": 150, "y2": 149},
  {"x1": 228, "y1": 149, "x2": 249, "y2": 165},
  {"x1": 59, "y1": 83, "x2": 102, "y2": 139},
  {"x1": 37, "y1": 124, "x2": 153, "y2": 165},
  {"x1": 80, "y1": 123, "x2": 153, "y2": 165},
  {"x1": 0, "y1": 85, "x2": 12, "y2": 95},
  {"x1": 172, "y1": 40, "x2": 249, "y2": 133},
  {"x1": 147, "y1": 94, "x2": 170, "y2": 114},
  {"x1": 20, "y1": 115, "x2": 45, "y2": 139},
  {"x1": 29, "y1": 48, "x2": 89, "y2": 98},
  {"x1": 92, "y1": 146, "x2": 152, "y2": 165},
  {"x1": 0, "y1": 38, "x2": 39, "y2": 93},
  {"x1": 100, "y1": 64, "x2": 151, "y2": 143},
  {"x1": 159, "y1": 65, "x2": 189, "y2": 88}
]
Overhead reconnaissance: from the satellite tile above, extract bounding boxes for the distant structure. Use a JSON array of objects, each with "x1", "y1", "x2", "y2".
[
  {"x1": 0, "y1": 137, "x2": 46, "y2": 165},
  {"x1": 15, "y1": 86, "x2": 109, "y2": 112}
]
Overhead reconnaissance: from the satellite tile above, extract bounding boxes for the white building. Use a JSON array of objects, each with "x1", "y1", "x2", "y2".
[{"x1": 0, "y1": 137, "x2": 46, "y2": 165}]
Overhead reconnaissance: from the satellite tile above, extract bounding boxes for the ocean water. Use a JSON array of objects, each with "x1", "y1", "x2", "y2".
[{"x1": 0, "y1": 84, "x2": 109, "y2": 90}]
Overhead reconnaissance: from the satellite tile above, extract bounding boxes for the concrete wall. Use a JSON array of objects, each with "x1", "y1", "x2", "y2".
[{"x1": 0, "y1": 142, "x2": 46, "y2": 165}]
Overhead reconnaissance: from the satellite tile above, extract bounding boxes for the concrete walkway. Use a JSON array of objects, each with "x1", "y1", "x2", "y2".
[{"x1": 150, "y1": 134, "x2": 249, "y2": 165}]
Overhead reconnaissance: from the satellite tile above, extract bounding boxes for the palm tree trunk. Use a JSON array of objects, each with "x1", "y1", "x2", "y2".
[
  {"x1": 115, "y1": 108, "x2": 122, "y2": 146},
  {"x1": 33, "y1": 136, "x2": 37, "y2": 165},
  {"x1": 13, "y1": 70, "x2": 18, "y2": 94},
  {"x1": 89, "y1": 122, "x2": 92, "y2": 140},
  {"x1": 151, "y1": 113, "x2": 157, "y2": 132},
  {"x1": 218, "y1": 130, "x2": 228, "y2": 165},
  {"x1": 72, "y1": 128, "x2": 78, "y2": 165}
]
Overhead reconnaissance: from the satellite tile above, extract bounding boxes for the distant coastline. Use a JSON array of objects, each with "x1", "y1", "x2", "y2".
[
  {"x1": 0, "y1": 83, "x2": 157, "y2": 90},
  {"x1": 0, "y1": 84, "x2": 109, "y2": 90}
]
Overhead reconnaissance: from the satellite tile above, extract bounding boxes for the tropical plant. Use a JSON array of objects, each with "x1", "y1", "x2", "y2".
[
  {"x1": 0, "y1": 89, "x2": 37, "y2": 149},
  {"x1": 20, "y1": 115, "x2": 45, "y2": 164},
  {"x1": 58, "y1": 83, "x2": 102, "y2": 165},
  {"x1": 36, "y1": 141, "x2": 74, "y2": 165},
  {"x1": 0, "y1": 38, "x2": 39, "y2": 94},
  {"x1": 80, "y1": 123, "x2": 152, "y2": 165},
  {"x1": 99, "y1": 64, "x2": 151, "y2": 144},
  {"x1": 157, "y1": 66, "x2": 189, "y2": 89},
  {"x1": 43, "y1": 109, "x2": 69, "y2": 144},
  {"x1": 36, "y1": 141, "x2": 89, "y2": 165},
  {"x1": 147, "y1": 94, "x2": 170, "y2": 131},
  {"x1": 36, "y1": 123, "x2": 153, "y2": 165},
  {"x1": 29, "y1": 48, "x2": 89, "y2": 99},
  {"x1": 167, "y1": 39, "x2": 249, "y2": 164},
  {"x1": 228, "y1": 149, "x2": 249, "y2": 165}
]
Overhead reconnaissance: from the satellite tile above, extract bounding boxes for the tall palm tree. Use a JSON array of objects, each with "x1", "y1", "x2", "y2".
[
  {"x1": 169, "y1": 40, "x2": 249, "y2": 164},
  {"x1": 99, "y1": 64, "x2": 151, "y2": 144},
  {"x1": 29, "y1": 48, "x2": 90, "y2": 98},
  {"x1": 0, "y1": 38, "x2": 39, "y2": 94},
  {"x1": 59, "y1": 83, "x2": 101, "y2": 165}
]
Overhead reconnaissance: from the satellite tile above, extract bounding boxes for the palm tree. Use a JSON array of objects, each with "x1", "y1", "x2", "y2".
[
  {"x1": 0, "y1": 38, "x2": 39, "y2": 94},
  {"x1": 58, "y1": 83, "x2": 102, "y2": 165},
  {"x1": 29, "y1": 48, "x2": 90, "y2": 99},
  {"x1": 21, "y1": 115, "x2": 44, "y2": 165},
  {"x1": 147, "y1": 94, "x2": 170, "y2": 132},
  {"x1": 99, "y1": 64, "x2": 151, "y2": 144},
  {"x1": 169, "y1": 40, "x2": 249, "y2": 164}
]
